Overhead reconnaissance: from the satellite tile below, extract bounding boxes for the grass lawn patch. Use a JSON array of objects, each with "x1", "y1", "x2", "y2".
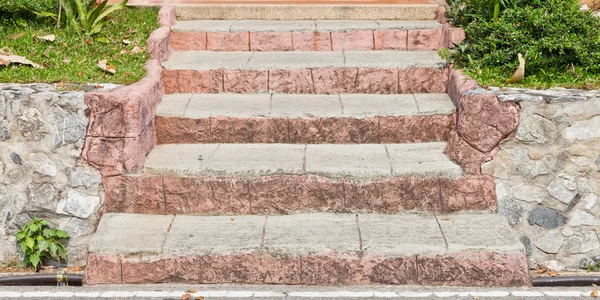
[{"x1": 0, "y1": 6, "x2": 158, "y2": 85}]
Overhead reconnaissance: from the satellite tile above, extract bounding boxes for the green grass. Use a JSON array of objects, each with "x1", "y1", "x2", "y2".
[
  {"x1": 0, "y1": 7, "x2": 158, "y2": 85},
  {"x1": 460, "y1": 65, "x2": 600, "y2": 90}
]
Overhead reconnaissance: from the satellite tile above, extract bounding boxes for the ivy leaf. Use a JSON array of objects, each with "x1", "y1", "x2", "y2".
[
  {"x1": 38, "y1": 240, "x2": 49, "y2": 252},
  {"x1": 15, "y1": 230, "x2": 26, "y2": 240},
  {"x1": 49, "y1": 242, "x2": 58, "y2": 257},
  {"x1": 43, "y1": 228, "x2": 52, "y2": 238},
  {"x1": 30, "y1": 253, "x2": 41, "y2": 269},
  {"x1": 57, "y1": 244, "x2": 67, "y2": 260},
  {"x1": 29, "y1": 223, "x2": 39, "y2": 232}
]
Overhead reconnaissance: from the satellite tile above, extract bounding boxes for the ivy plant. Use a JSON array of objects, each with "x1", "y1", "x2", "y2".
[{"x1": 15, "y1": 217, "x2": 69, "y2": 270}]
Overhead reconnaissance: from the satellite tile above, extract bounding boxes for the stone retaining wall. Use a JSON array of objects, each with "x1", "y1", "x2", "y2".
[
  {"x1": 482, "y1": 88, "x2": 600, "y2": 270},
  {"x1": 0, "y1": 84, "x2": 103, "y2": 266}
]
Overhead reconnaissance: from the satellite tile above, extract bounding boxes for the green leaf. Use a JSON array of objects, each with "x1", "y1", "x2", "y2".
[
  {"x1": 15, "y1": 231, "x2": 26, "y2": 240},
  {"x1": 88, "y1": 0, "x2": 108, "y2": 26},
  {"x1": 57, "y1": 244, "x2": 67, "y2": 261},
  {"x1": 42, "y1": 228, "x2": 53, "y2": 238},
  {"x1": 48, "y1": 242, "x2": 58, "y2": 257},
  {"x1": 25, "y1": 237, "x2": 35, "y2": 250},
  {"x1": 38, "y1": 240, "x2": 49, "y2": 252},
  {"x1": 55, "y1": 230, "x2": 70, "y2": 238},
  {"x1": 91, "y1": 0, "x2": 128, "y2": 30},
  {"x1": 30, "y1": 253, "x2": 41, "y2": 269}
]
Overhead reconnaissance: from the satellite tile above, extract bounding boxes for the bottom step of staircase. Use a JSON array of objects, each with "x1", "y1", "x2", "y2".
[{"x1": 85, "y1": 213, "x2": 530, "y2": 286}]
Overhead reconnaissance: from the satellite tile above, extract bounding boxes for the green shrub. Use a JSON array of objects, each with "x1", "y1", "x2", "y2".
[
  {"x1": 0, "y1": 0, "x2": 59, "y2": 16},
  {"x1": 15, "y1": 217, "x2": 69, "y2": 270},
  {"x1": 449, "y1": 0, "x2": 600, "y2": 77}
]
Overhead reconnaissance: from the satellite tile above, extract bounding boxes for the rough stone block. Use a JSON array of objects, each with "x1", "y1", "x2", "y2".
[
  {"x1": 269, "y1": 69, "x2": 314, "y2": 94},
  {"x1": 379, "y1": 115, "x2": 454, "y2": 143},
  {"x1": 374, "y1": 30, "x2": 408, "y2": 50},
  {"x1": 440, "y1": 175, "x2": 497, "y2": 211},
  {"x1": 223, "y1": 70, "x2": 268, "y2": 93},
  {"x1": 163, "y1": 176, "x2": 251, "y2": 214},
  {"x1": 331, "y1": 30, "x2": 374, "y2": 51},
  {"x1": 407, "y1": 29, "x2": 443, "y2": 50},
  {"x1": 292, "y1": 32, "x2": 332, "y2": 51},
  {"x1": 171, "y1": 31, "x2": 207, "y2": 51},
  {"x1": 210, "y1": 117, "x2": 288, "y2": 143},
  {"x1": 164, "y1": 69, "x2": 224, "y2": 94},
  {"x1": 444, "y1": 131, "x2": 489, "y2": 175},
  {"x1": 398, "y1": 68, "x2": 447, "y2": 94},
  {"x1": 156, "y1": 116, "x2": 211, "y2": 144},
  {"x1": 207, "y1": 32, "x2": 250, "y2": 51},
  {"x1": 122, "y1": 257, "x2": 168, "y2": 284},
  {"x1": 312, "y1": 68, "x2": 358, "y2": 94},
  {"x1": 250, "y1": 32, "x2": 293, "y2": 51},
  {"x1": 84, "y1": 254, "x2": 121, "y2": 285},
  {"x1": 288, "y1": 117, "x2": 379, "y2": 144},
  {"x1": 355, "y1": 68, "x2": 399, "y2": 94},
  {"x1": 102, "y1": 175, "x2": 165, "y2": 214}
]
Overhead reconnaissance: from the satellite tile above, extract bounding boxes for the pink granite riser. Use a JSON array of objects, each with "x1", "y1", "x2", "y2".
[
  {"x1": 163, "y1": 68, "x2": 448, "y2": 94},
  {"x1": 155, "y1": 114, "x2": 454, "y2": 144},
  {"x1": 102, "y1": 174, "x2": 496, "y2": 215},
  {"x1": 85, "y1": 251, "x2": 530, "y2": 286},
  {"x1": 171, "y1": 28, "x2": 465, "y2": 51}
]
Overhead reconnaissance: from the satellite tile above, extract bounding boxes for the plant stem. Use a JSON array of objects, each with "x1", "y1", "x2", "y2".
[{"x1": 57, "y1": 0, "x2": 63, "y2": 28}]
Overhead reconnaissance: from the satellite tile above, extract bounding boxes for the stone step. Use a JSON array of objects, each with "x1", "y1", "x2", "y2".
[
  {"x1": 174, "y1": 3, "x2": 441, "y2": 21},
  {"x1": 171, "y1": 20, "x2": 448, "y2": 51},
  {"x1": 162, "y1": 51, "x2": 447, "y2": 94},
  {"x1": 102, "y1": 143, "x2": 497, "y2": 215},
  {"x1": 156, "y1": 93, "x2": 455, "y2": 144},
  {"x1": 85, "y1": 212, "x2": 530, "y2": 286}
]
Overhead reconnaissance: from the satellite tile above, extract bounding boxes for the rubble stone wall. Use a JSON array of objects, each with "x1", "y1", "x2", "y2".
[
  {"x1": 0, "y1": 84, "x2": 103, "y2": 267},
  {"x1": 483, "y1": 88, "x2": 600, "y2": 270}
]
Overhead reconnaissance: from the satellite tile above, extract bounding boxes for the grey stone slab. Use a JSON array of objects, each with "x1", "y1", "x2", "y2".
[
  {"x1": 245, "y1": 51, "x2": 345, "y2": 70},
  {"x1": 186, "y1": 94, "x2": 270, "y2": 118},
  {"x1": 341, "y1": 94, "x2": 418, "y2": 117},
  {"x1": 359, "y1": 213, "x2": 446, "y2": 256},
  {"x1": 263, "y1": 213, "x2": 359, "y2": 255},
  {"x1": 413, "y1": 93, "x2": 456, "y2": 115},
  {"x1": 270, "y1": 94, "x2": 342, "y2": 117},
  {"x1": 376, "y1": 20, "x2": 444, "y2": 30},
  {"x1": 144, "y1": 144, "x2": 219, "y2": 176},
  {"x1": 386, "y1": 142, "x2": 462, "y2": 178},
  {"x1": 344, "y1": 51, "x2": 445, "y2": 69},
  {"x1": 207, "y1": 144, "x2": 305, "y2": 176},
  {"x1": 163, "y1": 215, "x2": 264, "y2": 256},
  {"x1": 438, "y1": 213, "x2": 524, "y2": 253},
  {"x1": 89, "y1": 213, "x2": 173, "y2": 255},
  {"x1": 172, "y1": 20, "x2": 236, "y2": 32},
  {"x1": 162, "y1": 51, "x2": 253, "y2": 70},
  {"x1": 156, "y1": 94, "x2": 191, "y2": 118},
  {"x1": 305, "y1": 144, "x2": 391, "y2": 178},
  {"x1": 315, "y1": 20, "x2": 379, "y2": 31},
  {"x1": 231, "y1": 20, "x2": 316, "y2": 32}
]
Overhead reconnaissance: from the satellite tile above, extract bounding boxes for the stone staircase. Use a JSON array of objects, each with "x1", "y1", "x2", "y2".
[{"x1": 85, "y1": 3, "x2": 531, "y2": 286}]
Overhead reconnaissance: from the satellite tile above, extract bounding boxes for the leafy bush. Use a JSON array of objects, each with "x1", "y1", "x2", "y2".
[
  {"x1": 15, "y1": 217, "x2": 69, "y2": 270},
  {"x1": 446, "y1": 0, "x2": 517, "y2": 26},
  {"x1": 38, "y1": 0, "x2": 129, "y2": 36},
  {"x1": 0, "y1": 0, "x2": 59, "y2": 17},
  {"x1": 448, "y1": 0, "x2": 600, "y2": 79}
]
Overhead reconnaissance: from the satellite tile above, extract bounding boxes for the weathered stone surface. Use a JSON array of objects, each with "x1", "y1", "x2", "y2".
[
  {"x1": 516, "y1": 114, "x2": 558, "y2": 144},
  {"x1": 28, "y1": 153, "x2": 57, "y2": 177},
  {"x1": 444, "y1": 131, "x2": 488, "y2": 175},
  {"x1": 56, "y1": 190, "x2": 100, "y2": 219},
  {"x1": 564, "y1": 231, "x2": 600, "y2": 254},
  {"x1": 84, "y1": 254, "x2": 121, "y2": 284},
  {"x1": 546, "y1": 173, "x2": 578, "y2": 204},
  {"x1": 569, "y1": 210, "x2": 599, "y2": 227},
  {"x1": 250, "y1": 32, "x2": 293, "y2": 51},
  {"x1": 0, "y1": 119, "x2": 9, "y2": 141},
  {"x1": 520, "y1": 235, "x2": 533, "y2": 257},
  {"x1": 512, "y1": 183, "x2": 546, "y2": 203},
  {"x1": 67, "y1": 165, "x2": 102, "y2": 189},
  {"x1": 564, "y1": 116, "x2": 600, "y2": 142},
  {"x1": 53, "y1": 108, "x2": 87, "y2": 145},
  {"x1": 331, "y1": 30, "x2": 374, "y2": 51},
  {"x1": 374, "y1": 30, "x2": 407, "y2": 50},
  {"x1": 514, "y1": 155, "x2": 555, "y2": 179},
  {"x1": 292, "y1": 32, "x2": 332, "y2": 51},
  {"x1": 61, "y1": 217, "x2": 94, "y2": 240},
  {"x1": 498, "y1": 195, "x2": 524, "y2": 227},
  {"x1": 527, "y1": 207, "x2": 567, "y2": 229},
  {"x1": 17, "y1": 107, "x2": 48, "y2": 141},
  {"x1": 171, "y1": 31, "x2": 207, "y2": 51},
  {"x1": 407, "y1": 29, "x2": 442, "y2": 50},
  {"x1": 584, "y1": 194, "x2": 598, "y2": 210},
  {"x1": 27, "y1": 183, "x2": 58, "y2": 211},
  {"x1": 207, "y1": 32, "x2": 250, "y2": 51},
  {"x1": 535, "y1": 231, "x2": 564, "y2": 254}
]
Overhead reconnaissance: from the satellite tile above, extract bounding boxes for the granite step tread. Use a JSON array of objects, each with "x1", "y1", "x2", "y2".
[
  {"x1": 85, "y1": 212, "x2": 530, "y2": 286},
  {"x1": 162, "y1": 50, "x2": 445, "y2": 70},
  {"x1": 172, "y1": 20, "x2": 444, "y2": 32},
  {"x1": 143, "y1": 142, "x2": 462, "y2": 178},
  {"x1": 156, "y1": 93, "x2": 455, "y2": 118}
]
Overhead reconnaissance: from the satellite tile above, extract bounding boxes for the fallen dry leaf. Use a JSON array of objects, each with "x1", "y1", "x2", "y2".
[
  {"x1": 122, "y1": 39, "x2": 132, "y2": 45},
  {"x1": 537, "y1": 267, "x2": 548, "y2": 274},
  {"x1": 98, "y1": 60, "x2": 116, "y2": 74},
  {"x1": 8, "y1": 32, "x2": 24, "y2": 40},
  {"x1": 84, "y1": 38, "x2": 94, "y2": 45},
  {"x1": 441, "y1": 218, "x2": 449, "y2": 221},
  {"x1": 119, "y1": 49, "x2": 128, "y2": 55},
  {"x1": 63, "y1": 58, "x2": 71, "y2": 64},
  {"x1": 0, "y1": 47, "x2": 14, "y2": 56},
  {"x1": 186, "y1": 289, "x2": 197, "y2": 293},
  {"x1": 131, "y1": 46, "x2": 144, "y2": 54},
  {"x1": 0, "y1": 55, "x2": 44, "y2": 69},
  {"x1": 39, "y1": 34, "x2": 56, "y2": 42},
  {"x1": 547, "y1": 270, "x2": 558, "y2": 277},
  {"x1": 181, "y1": 294, "x2": 192, "y2": 300},
  {"x1": 592, "y1": 287, "x2": 598, "y2": 298},
  {"x1": 196, "y1": 297, "x2": 204, "y2": 300}
]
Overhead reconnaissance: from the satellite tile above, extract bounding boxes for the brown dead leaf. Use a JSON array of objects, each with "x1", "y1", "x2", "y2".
[
  {"x1": 537, "y1": 267, "x2": 548, "y2": 274},
  {"x1": 84, "y1": 38, "x2": 94, "y2": 45},
  {"x1": 63, "y1": 58, "x2": 71, "y2": 64},
  {"x1": 592, "y1": 287, "x2": 598, "y2": 298},
  {"x1": 62, "y1": 42, "x2": 68, "y2": 47},
  {"x1": 131, "y1": 46, "x2": 144, "y2": 54},
  {"x1": 122, "y1": 39, "x2": 132, "y2": 45},
  {"x1": 8, "y1": 32, "x2": 24, "y2": 40},
  {"x1": 441, "y1": 218, "x2": 449, "y2": 221},
  {"x1": 181, "y1": 294, "x2": 192, "y2": 300},
  {"x1": 119, "y1": 49, "x2": 128, "y2": 55},
  {"x1": 98, "y1": 60, "x2": 116, "y2": 74},
  {"x1": 186, "y1": 289, "x2": 197, "y2": 293},
  {"x1": 0, "y1": 55, "x2": 44, "y2": 69},
  {"x1": 39, "y1": 34, "x2": 56, "y2": 42},
  {"x1": 195, "y1": 297, "x2": 204, "y2": 300},
  {"x1": 0, "y1": 47, "x2": 14, "y2": 56},
  {"x1": 547, "y1": 270, "x2": 558, "y2": 277}
]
